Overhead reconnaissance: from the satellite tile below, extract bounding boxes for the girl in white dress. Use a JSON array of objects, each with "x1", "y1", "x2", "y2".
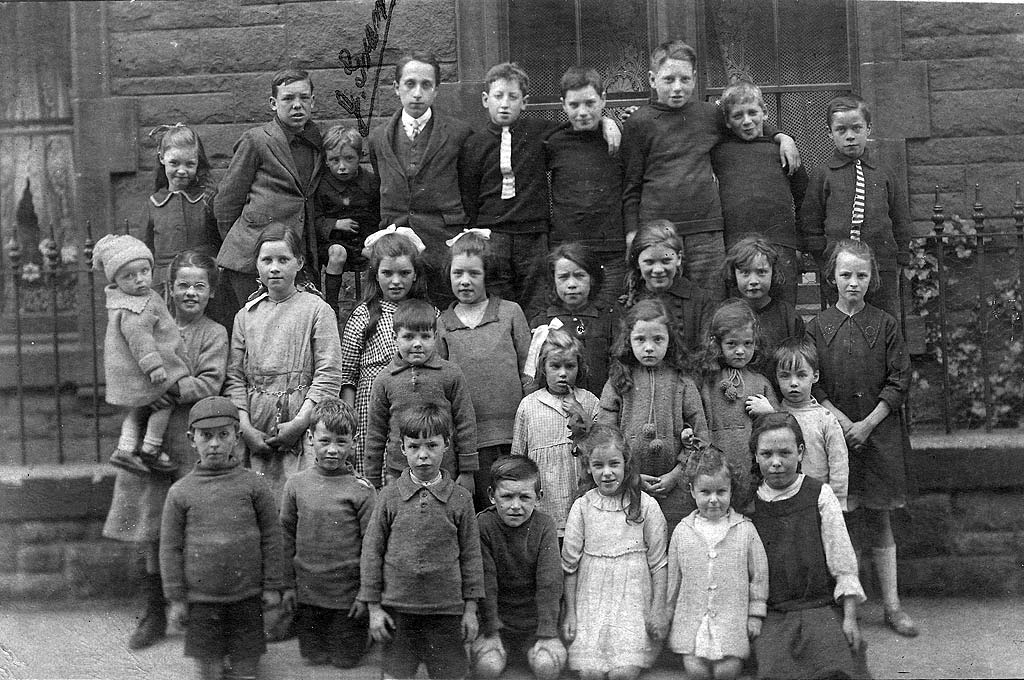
[{"x1": 561, "y1": 424, "x2": 668, "y2": 680}]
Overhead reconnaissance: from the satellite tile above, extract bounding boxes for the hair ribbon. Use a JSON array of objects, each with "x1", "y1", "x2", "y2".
[
  {"x1": 363, "y1": 224, "x2": 427, "y2": 253},
  {"x1": 445, "y1": 228, "x2": 492, "y2": 248},
  {"x1": 523, "y1": 317, "x2": 564, "y2": 379}
]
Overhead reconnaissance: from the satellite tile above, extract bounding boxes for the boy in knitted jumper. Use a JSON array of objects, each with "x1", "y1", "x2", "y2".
[
  {"x1": 160, "y1": 397, "x2": 284, "y2": 680},
  {"x1": 93, "y1": 233, "x2": 189, "y2": 476},
  {"x1": 472, "y1": 456, "x2": 566, "y2": 680},
  {"x1": 359, "y1": 403, "x2": 485, "y2": 679},
  {"x1": 281, "y1": 397, "x2": 377, "y2": 668}
]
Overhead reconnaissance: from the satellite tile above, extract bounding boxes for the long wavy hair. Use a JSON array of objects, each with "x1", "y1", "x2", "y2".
[
  {"x1": 682, "y1": 441, "x2": 749, "y2": 512},
  {"x1": 698, "y1": 298, "x2": 765, "y2": 380},
  {"x1": 608, "y1": 298, "x2": 690, "y2": 395},
  {"x1": 576, "y1": 424, "x2": 644, "y2": 524},
  {"x1": 722, "y1": 235, "x2": 784, "y2": 298},
  {"x1": 545, "y1": 241, "x2": 604, "y2": 309},
  {"x1": 536, "y1": 328, "x2": 587, "y2": 391},
  {"x1": 361, "y1": 233, "x2": 428, "y2": 346}
]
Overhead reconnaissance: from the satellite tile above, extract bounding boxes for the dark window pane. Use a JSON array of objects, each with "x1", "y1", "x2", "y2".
[
  {"x1": 509, "y1": 0, "x2": 577, "y2": 98},
  {"x1": 777, "y1": 0, "x2": 849, "y2": 85}
]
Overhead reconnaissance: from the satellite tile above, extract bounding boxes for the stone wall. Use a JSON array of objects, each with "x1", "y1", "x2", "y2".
[
  {"x1": 103, "y1": 0, "x2": 461, "y2": 231},
  {"x1": 898, "y1": 2, "x2": 1024, "y2": 232}
]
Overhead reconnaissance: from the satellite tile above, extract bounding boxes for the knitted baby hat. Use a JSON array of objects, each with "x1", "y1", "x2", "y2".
[{"x1": 92, "y1": 233, "x2": 154, "y2": 282}]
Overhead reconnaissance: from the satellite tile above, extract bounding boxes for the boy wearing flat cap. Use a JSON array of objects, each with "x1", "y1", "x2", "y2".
[{"x1": 160, "y1": 396, "x2": 285, "y2": 680}]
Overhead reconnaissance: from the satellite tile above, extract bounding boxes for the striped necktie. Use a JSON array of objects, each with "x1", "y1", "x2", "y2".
[
  {"x1": 500, "y1": 126, "x2": 516, "y2": 199},
  {"x1": 850, "y1": 159, "x2": 865, "y2": 240}
]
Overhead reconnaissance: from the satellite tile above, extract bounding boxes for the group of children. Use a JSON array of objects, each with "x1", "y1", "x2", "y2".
[{"x1": 96, "y1": 33, "x2": 919, "y2": 680}]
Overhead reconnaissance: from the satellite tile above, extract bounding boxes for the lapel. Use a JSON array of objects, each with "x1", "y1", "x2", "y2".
[
  {"x1": 263, "y1": 120, "x2": 302, "y2": 189},
  {"x1": 417, "y1": 111, "x2": 447, "y2": 170}
]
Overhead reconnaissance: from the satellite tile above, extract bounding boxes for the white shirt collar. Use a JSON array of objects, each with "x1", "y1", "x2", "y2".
[{"x1": 401, "y1": 108, "x2": 432, "y2": 136}]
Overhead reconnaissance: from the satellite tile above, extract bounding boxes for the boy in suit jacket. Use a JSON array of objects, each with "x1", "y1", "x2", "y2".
[
  {"x1": 367, "y1": 51, "x2": 474, "y2": 308},
  {"x1": 216, "y1": 68, "x2": 323, "y2": 314}
]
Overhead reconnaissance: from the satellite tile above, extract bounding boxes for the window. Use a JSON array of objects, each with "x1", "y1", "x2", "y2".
[
  {"x1": 700, "y1": 0, "x2": 856, "y2": 167},
  {"x1": 507, "y1": 0, "x2": 654, "y2": 122}
]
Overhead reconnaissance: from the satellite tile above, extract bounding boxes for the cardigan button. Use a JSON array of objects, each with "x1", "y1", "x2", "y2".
[
  {"x1": 709, "y1": 584, "x2": 718, "y2": 590},
  {"x1": 708, "y1": 550, "x2": 717, "y2": 558}
]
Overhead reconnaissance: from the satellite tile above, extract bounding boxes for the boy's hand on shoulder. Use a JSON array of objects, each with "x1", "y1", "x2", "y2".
[
  {"x1": 775, "y1": 133, "x2": 802, "y2": 174},
  {"x1": 457, "y1": 471, "x2": 476, "y2": 496},
  {"x1": 149, "y1": 366, "x2": 168, "y2": 385},
  {"x1": 368, "y1": 603, "x2": 394, "y2": 642},
  {"x1": 745, "y1": 394, "x2": 775, "y2": 417},
  {"x1": 600, "y1": 117, "x2": 622, "y2": 155},
  {"x1": 168, "y1": 601, "x2": 188, "y2": 628},
  {"x1": 262, "y1": 589, "x2": 281, "y2": 609},
  {"x1": 747, "y1": 616, "x2": 762, "y2": 640},
  {"x1": 461, "y1": 600, "x2": 479, "y2": 642}
]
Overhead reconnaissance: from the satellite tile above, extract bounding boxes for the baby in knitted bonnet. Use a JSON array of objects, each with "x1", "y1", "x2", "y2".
[{"x1": 93, "y1": 233, "x2": 189, "y2": 475}]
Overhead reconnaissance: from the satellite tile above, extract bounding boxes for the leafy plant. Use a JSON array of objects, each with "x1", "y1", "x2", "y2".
[{"x1": 904, "y1": 215, "x2": 1024, "y2": 428}]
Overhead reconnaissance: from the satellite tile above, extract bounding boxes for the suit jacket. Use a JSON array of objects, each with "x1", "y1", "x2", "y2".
[
  {"x1": 215, "y1": 120, "x2": 323, "y2": 273},
  {"x1": 367, "y1": 109, "x2": 473, "y2": 231}
]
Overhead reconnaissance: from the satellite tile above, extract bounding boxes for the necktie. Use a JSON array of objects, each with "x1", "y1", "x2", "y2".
[
  {"x1": 408, "y1": 119, "x2": 421, "y2": 141},
  {"x1": 850, "y1": 159, "x2": 864, "y2": 240},
  {"x1": 500, "y1": 126, "x2": 516, "y2": 199}
]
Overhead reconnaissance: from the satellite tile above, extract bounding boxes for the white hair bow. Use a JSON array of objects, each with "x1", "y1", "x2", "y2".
[
  {"x1": 445, "y1": 228, "x2": 492, "y2": 248},
  {"x1": 523, "y1": 317, "x2": 564, "y2": 379},
  {"x1": 363, "y1": 224, "x2": 427, "y2": 254}
]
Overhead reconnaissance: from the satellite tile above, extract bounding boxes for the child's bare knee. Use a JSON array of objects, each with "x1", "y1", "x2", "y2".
[
  {"x1": 326, "y1": 244, "x2": 348, "y2": 273},
  {"x1": 528, "y1": 638, "x2": 566, "y2": 680},
  {"x1": 471, "y1": 635, "x2": 507, "y2": 678}
]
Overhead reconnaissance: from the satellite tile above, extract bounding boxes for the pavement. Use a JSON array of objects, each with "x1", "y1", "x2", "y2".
[{"x1": 0, "y1": 596, "x2": 1022, "y2": 679}]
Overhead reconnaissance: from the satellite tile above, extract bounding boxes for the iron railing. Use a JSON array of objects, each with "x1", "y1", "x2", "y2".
[{"x1": 3, "y1": 186, "x2": 1024, "y2": 465}]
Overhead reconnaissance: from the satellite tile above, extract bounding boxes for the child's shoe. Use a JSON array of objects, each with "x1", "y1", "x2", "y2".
[
  {"x1": 303, "y1": 652, "x2": 331, "y2": 666},
  {"x1": 138, "y1": 448, "x2": 179, "y2": 474},
  {"x1": 109, "y1": 448, "x2": 150, "y2": 475},
  {"x1": 884, "y1": 607, "x2": 919, "y2": 637}
]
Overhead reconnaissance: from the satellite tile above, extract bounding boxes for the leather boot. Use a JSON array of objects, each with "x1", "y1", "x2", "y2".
[{"x1": 128, "y1": 572, "x2": 167, "y2": 649}]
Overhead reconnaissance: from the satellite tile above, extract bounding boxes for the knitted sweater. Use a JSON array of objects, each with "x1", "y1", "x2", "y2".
[
  {"x1": 437, "y1": 296, "x2": 531, "y2": 448},
  {"x1": 160, "y1": 461, "x2": 284, "y2": 603},
  {"x1": 281, "y1": 467, "x2": 377, "y2": 608},
  {"x1": 711, "y1": 136, "x2": 808, "y2": 250},
  {"x1": 103, "y1": 286, "x2": 190, "y2": 407},
  {"x1": 477, "y1": 507, "x2": 562, "y2": 638},
  {"x1": 544, "y1": 125, "x2": 626, "y2": 251},
  {"x1": 459, "y1": 118, "x2": 557, "y2": 233},
  {"x1": 800, "y1": 147, "x2": 913, "y2": 271},
  {"x1": 358, "y1": 470, "x2": 485, "y2": 615},
  {"x1": 666, "y1": 509, "x2": 768, "y2": 658},
  {"x1": 364, "y1": 354, "x2": 479, "y2": 485}
]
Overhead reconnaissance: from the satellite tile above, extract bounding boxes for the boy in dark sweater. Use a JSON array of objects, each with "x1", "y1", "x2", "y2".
[
  {"x1": 315, "y1": 125, "x2": 381, "y2": 316},
  {"x1": 711, "y1": 80, "x2": 809, "y2": 304},
  {"x1": 363, "y1": 299, "x2": 478, "y2": 491},
  {"x1": 544, "y1": 66, "x2": 628, "y2": 309},
  {"x1": 460, "y1": 62, "x2": 620, "y2": 316},
  {"x1": 622, "y1": 40, "x2": 799, "y2": 300},
  {"x1": 472, "y1": 456, "x2": 566, "y2": 680},
  {"x1": 160, "y1": 396, "x2": 284, "y2": 680},
  {"x1": 281, "y1": 397, "x2": 376, "y2": 668},
  {"x1": 359, "y1": 403, "x2": 485, "y2": 679}
]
